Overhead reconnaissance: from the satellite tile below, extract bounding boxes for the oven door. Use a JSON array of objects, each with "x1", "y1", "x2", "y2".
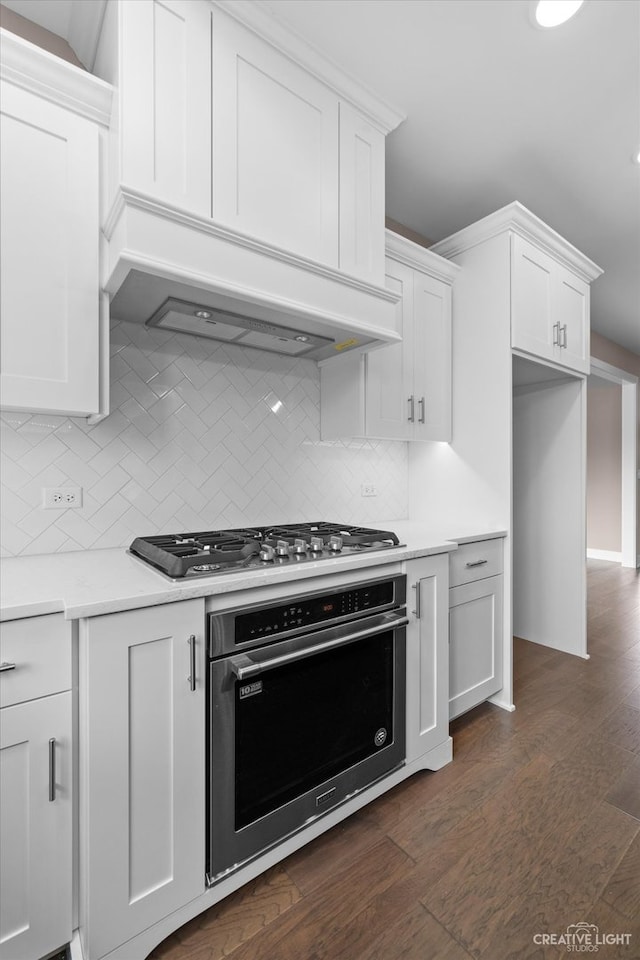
[{"x1": 207, "y1": 609, "x2": 407, "y2": 883}]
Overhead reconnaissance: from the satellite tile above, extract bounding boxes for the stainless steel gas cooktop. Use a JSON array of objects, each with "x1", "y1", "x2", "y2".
[{"x1": 129, "y1": 522, "x2": 402, "y2": 581}]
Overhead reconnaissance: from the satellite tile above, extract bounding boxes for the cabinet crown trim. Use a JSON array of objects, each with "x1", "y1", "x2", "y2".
[
  {"x1": 430, "y1": 201, "x2": 603, "y2": 283},
  {"x1": 212, "y1": 0, "x2": 405, "y2": 134},
  {"x1": 385, "y1": 229, "x2": 460, "y2": 283},
  {"x1": 0, "y1": 28, "x2": 112, "y2": 125}
]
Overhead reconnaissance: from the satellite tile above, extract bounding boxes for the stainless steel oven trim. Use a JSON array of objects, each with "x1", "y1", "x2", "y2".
[
  {"x1": 207, "y1": 573, "x2": 406, "y2": 658},
  {"x1": 207, "y1": 605, "x2": 406, "y2": 883},
  {"x1": 230, "y1": 610, "x2": 408, "y2": 679}
]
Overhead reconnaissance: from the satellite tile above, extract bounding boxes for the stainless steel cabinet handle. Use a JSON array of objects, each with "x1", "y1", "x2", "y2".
[
  {"x1": 187, "y1": 635, "x2": 196, "y2": 691},
  {"x1": 553, "y1": 321, "x2": 560, "y2": 346},
  {"x1": 231, "y1": 613, "x2": 409, "y2": 680},
  {"x1": 0, "y1": 662, "x2": 16, "y2": 672},
  {"x1": 561, "y1": 324, "x2": 568, "y2": 348},
  {"x1": 407, "y1": 396, "x2": 415, "y2": 422},
  {"x1": 412, "y1": 581, "x2": 421, "y2": 619},
  {"x1": 465, "y1": 559, "x2": 488, "y2": 568},
  {"x1": 418, "y1": 397, "x2": 425, "y2": 424},
  {"x1": 49, "y1": 738, "x2": 56, "y2": 802}
]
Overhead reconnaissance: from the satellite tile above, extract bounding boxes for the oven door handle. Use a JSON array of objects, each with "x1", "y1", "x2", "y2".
[{"x1": 230, "y1": 613, "x2": 409, "y2": 680}]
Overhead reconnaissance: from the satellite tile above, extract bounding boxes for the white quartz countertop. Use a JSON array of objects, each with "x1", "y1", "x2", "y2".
[{"x1": 0, "y1": 523, "x2": 506, "y2": 622}]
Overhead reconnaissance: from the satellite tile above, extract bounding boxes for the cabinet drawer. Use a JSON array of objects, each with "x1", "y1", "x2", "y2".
[
  {"x1": 449, "y1": 539, "x2": 503, "y2": 587},
  {"x1": 0, "y1": 614, "x2": 72, "y2": 707}
]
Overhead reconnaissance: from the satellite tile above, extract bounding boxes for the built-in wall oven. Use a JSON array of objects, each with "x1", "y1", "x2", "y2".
[{"x1": 206, "y1": 574, "x2": 407, "y2": 883}]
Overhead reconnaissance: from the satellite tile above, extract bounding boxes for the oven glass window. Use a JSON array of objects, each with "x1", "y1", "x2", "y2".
[{"x1": 235, "y1": 631, "x2": 395, "y2": 830}]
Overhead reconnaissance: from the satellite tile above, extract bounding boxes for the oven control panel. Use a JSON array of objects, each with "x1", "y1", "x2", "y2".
[{"x1": 235, "y1": 581, "x2": 395, "y2": 645}]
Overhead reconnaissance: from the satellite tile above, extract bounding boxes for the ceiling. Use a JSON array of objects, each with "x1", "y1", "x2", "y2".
[{"x1": 4, "y1": 0, "x2": 640, "y2": 355}]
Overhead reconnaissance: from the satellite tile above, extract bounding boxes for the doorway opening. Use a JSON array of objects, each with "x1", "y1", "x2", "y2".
[{"x1": 587, "y1": 358, "x2": 638, "y2": 569}]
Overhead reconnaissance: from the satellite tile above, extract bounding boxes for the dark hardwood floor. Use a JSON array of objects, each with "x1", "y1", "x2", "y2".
[{"x1": 151, "y1": 559, "x2": 640, "y2": 960}]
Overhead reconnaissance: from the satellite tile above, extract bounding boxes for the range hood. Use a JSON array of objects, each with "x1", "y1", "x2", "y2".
[
  {"x1": 104, "y1": 193, "x2": 402, "y2": 364},
  {"x1": 147, "y1": 297, "x2": 334, "y2": 358}
]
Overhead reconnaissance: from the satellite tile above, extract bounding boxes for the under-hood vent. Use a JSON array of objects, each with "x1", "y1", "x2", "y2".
[{"x1": 147, "y1": 298, "x2": 333, "y2": 358}]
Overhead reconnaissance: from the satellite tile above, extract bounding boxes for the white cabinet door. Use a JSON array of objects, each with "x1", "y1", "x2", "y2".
[
  {"x1": 405, "y1": 554, "x2": 449, "y2": 763},
  {"x1": 511, "y1": 234, "x2": 590, "y2": 374},
  {"x1": 365, "y1": 258, "x2": 413, "y2": 440},
  {"x1": 80, "y1": 600, "x2": 205, "y2": 960},
  {"x1": 119, "y1": 0, "x2": 211, "y2": 215},
  {"x1": 554, "y1": 264, "x2": 590, "y2": 373},
  {"x1": 0, "y1": 692, "x2": 72, "y2": 960},
  {"x1": 338, "y1": 102, "x2": 385, "y2": 282},
  {"x1": 413, "y1": 270, "x2": 452, "y2": 441},
  {"x1": 212, "y1": 10, "x2": 339, "y2": 264},
  {"x1": 449, "y1": 575, "x2": 503, "y2": 719},
  {"x1": 511, "y1": 234, "x2": 556, "y2": 364},
  {"x1": 0, "y1": 82, "x2": 99, "y2": 416}
]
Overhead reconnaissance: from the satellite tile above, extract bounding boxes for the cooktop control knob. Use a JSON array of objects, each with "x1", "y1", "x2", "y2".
[
  {"x1": 310, "y1": 536, "x2": 324, "y2": 553},
  {"x1": 275, "y1": 540, "x2": 290, "y2": 557},
  {"x1": 328, "y1": 535, "x2": 343, "y2": 552},
  {"x1": 259, "y1": 544, "x2": 275, "y2": 562},
  {"x1": 293, "y1": 538, "x2": 308, "y2": 554}
]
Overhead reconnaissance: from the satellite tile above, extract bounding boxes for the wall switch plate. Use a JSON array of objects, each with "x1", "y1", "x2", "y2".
[
  {"x1": 361, "y1": 483, "x2": 378, "y2": 497},
  {"x1": 43, "y1": 487, "x2": 83, "y2": 509}
]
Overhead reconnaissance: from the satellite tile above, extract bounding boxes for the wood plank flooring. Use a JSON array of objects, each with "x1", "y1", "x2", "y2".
[{"x1": 150, "y1": 559, "x2": 639, "y2": 960}]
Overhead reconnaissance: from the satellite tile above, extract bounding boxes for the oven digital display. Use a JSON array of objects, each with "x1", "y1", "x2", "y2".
[{"x1": 235, "y1": 581, "x2": 394, "y2": 645}]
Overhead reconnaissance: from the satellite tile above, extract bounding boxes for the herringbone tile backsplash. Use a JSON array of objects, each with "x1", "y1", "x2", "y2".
[{"x1": 1, "y1": 319, "x2": 408, "y2": 556}]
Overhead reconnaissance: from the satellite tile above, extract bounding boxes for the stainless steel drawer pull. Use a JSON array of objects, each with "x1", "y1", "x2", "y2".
[
  {"x1": 466, "y1": 559, "x2": 488, "y2": 567},
  {"x1": 187, "y1": 635, "x2": 196, "y2": 691},
  {"x1": 407, "y1": 396, "x2": 415, "y2": 422},
  {"x1": 0, "y1": 662, "x2": 16, "y2": 672},
  {"x1": 553, "y1": 321, "x2": 560, "y2": 346},
  {"x1": 560, "y1": 324, "x2": 568, "y2": 348},
  {"x1": 49, "y1": 738, "x2": 56, "y2": 802},
  {"x1": 418, "y1": 397, "x2": 425, "y2": 424}
]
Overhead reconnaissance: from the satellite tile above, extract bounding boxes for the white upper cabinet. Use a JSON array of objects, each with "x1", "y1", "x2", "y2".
[
  {"x1": 432, "y1": 203, "x2": 601, "y2": 377},
  {"x1": 0, "y1": 32, "x2": 112, "y2": 419},
  {"x1": 116, "y1": 0, "x2": 211, "y2": 215},
  {"x1": 338, "y1": 102, "x2": 385, "y2": 280},
  {"x1": 321, "y1": 231, "x2": 458, "y2": 441},
  {"x1": 511, "y1": 234, "x2": 590, "y2": 373},
  {"x1": 97, "y1": 0, "x2": 403, "y2": 352},
  {"x1": 212, "y1": 11, "x2": 339, "y2": 265}
]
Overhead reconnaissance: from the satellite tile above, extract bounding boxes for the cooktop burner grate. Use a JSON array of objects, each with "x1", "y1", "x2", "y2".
[{"x1": 129, "y1": 522, "x2": 401, "y2": 580}]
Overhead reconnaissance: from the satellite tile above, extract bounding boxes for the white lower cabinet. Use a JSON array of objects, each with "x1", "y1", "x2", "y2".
[
  {"x1": 448, "y1": 540, "x2": 504, "y2": 719},
  {"x1": 79, "y1": 600, "x2": 205, "y2": 960},
  {"x1": 0, "y1": 615, "x2": 72, "y2": 960},
  {"x1": 405, "y1": 553, "x2": 450, "y2": 762}
]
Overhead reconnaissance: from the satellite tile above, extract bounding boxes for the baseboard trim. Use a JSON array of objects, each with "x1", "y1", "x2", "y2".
[{"x1": 586, "y1": 549, "x2": 622, "y2": 563}]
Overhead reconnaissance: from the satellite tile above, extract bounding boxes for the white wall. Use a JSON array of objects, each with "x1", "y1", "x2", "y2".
[{"x1": 0, "y1": 319, "x2": 408, "y2": 556}]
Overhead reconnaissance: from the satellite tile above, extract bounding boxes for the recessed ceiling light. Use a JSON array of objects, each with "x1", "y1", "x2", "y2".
[
  {"x1": 194, "y1": 309, "x2": 212, "y2": 319},
  {"x1": 532, "y1": 0, "x2": 584, "y2": 28},
  {"x1": 634, "y1": 148, "x2": 640, "y2": 166}
]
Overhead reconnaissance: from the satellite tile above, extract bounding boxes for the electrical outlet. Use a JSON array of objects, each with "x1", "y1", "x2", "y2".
[
  {"x1": 361, "y1": 483, "x2": 378, "y2": 497},
  {"x1": 43, "y1": 487, "x2": 83, "y2": 509}
]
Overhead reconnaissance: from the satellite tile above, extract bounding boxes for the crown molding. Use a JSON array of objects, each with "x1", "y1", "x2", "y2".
[
  {"x1": 212, "y1": 0, "x2": 405, "y2": 134},
  {"x1": 430, "y1": 201, "x2": 603, "y2": 283},
  {"x1": 0, "y1": 28, "x2": 112, "y2": 125},
  {"x1": 385, "y1": 229, "x2": 460, "y2": 284}
]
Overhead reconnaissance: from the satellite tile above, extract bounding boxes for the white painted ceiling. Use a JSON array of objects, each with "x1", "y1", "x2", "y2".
[{"x1": 4, "y1": 0, "x2": 640, "y2": 354}]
